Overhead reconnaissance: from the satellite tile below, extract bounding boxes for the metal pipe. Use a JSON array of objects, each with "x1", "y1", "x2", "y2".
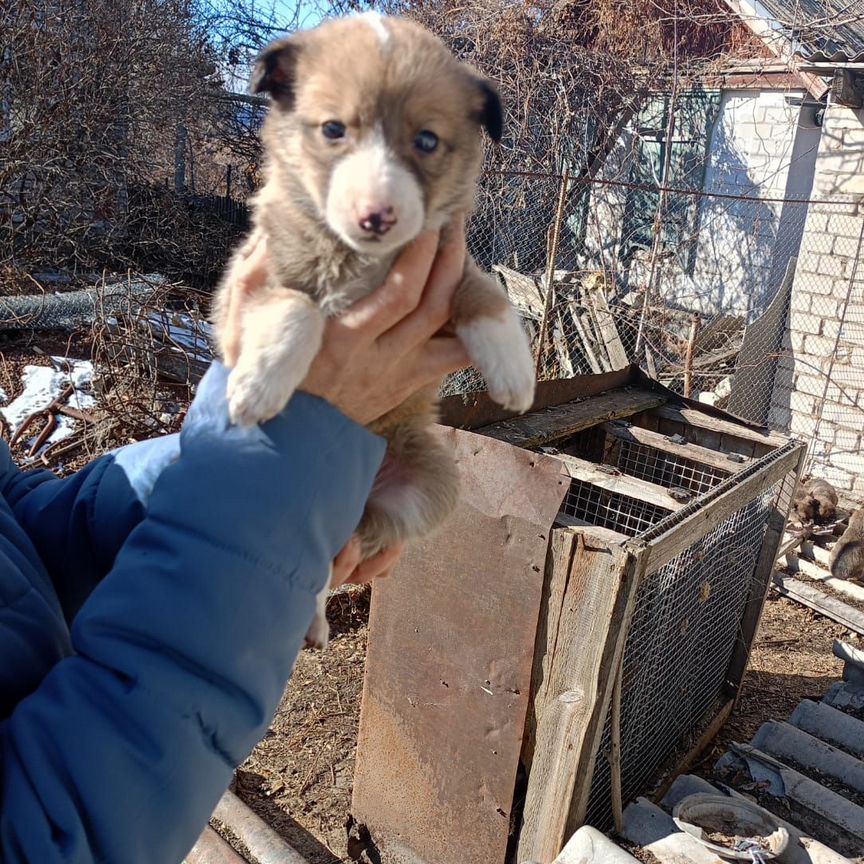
[
  {"x1": 212, "y1": 790, "x2": 311, "y2": 864},
  {"x1": 185, "y1": 826, "x2": 249, "y2": 864}
]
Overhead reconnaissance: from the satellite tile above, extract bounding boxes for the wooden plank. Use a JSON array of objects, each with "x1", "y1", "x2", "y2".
[
  {"x1": 645, "y1": 443, "x2": 804, "y2": 573},
  {"x1": 602, "y1": 420, "x2": 751, "y2": 475},
  {"x1": 646, "y1": 404, "x2": 788, "y2": 455},
  {"x1": 773, "y1": 573, "x2": 864, "y2": 636},
  {"x1": 518, "y1": 539, "x2": 644, "y2": 863},
  {"x1": 352, "y1": 428, "x2": 567, "y2": 864},
  {"x1": 785, "y1": 554, "x2": 864, "y2": 604},
  {"x1": 523, "y1": 530, "x2": 577, "y2": 770},
  {"x1": 569, "y1": 305, "x2": 604, "y2": 374},
  {"x1": 439, "y1": 366, "x2": 639, "y2": 431},
  {"x1": 556, "y1": 453, "x2": 684, "y2": 513},
  {"x1": 584, "y1": 283, "x2": 628, "y2": 371},
  {"x1": 477, "y1": 389, "x2": 667, "y2": 450},
  {"x1": 725, "y1": 442, "x2": 805, "y2": 694},
  {"x1": 553, "y1": 512, "x2": 630, "y2": 544},
  {"x1": 493, "y1": 265, "x2": 544, "y2": 320}
]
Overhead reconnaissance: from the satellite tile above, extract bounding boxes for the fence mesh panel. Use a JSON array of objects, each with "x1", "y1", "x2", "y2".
[{"x1": 584, "y1": 466, "x2": 799, "y2": 830}]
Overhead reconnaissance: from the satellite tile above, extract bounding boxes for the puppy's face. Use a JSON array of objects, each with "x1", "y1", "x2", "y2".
[{"x1": 251, "y1": 14, "x2": 502, "y2": 256}]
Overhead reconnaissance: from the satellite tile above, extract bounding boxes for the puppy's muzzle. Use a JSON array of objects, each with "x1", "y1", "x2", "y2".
[{"x1": 358, "y1": 206, "x2": 397, "y2": 236}]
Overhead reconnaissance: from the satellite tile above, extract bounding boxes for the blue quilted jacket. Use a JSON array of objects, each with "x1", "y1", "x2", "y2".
[{"x1": 0, "y1": 363, "x2": 385, "y2": 863}]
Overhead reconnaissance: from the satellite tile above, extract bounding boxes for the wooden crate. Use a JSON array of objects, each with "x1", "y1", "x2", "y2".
[{"x1": 349, "y1": 368, "x2": 805, "y2": 864}]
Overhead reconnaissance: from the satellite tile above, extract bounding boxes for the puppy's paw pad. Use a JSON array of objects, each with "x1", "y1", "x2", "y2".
[{"x1": 304, "y1": 613, "x2": 330, "y2": 650}]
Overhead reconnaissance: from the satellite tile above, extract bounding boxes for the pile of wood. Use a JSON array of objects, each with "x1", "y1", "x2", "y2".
[{"x1": 494, "y1": 265, "x2": 629, "y2": 378}]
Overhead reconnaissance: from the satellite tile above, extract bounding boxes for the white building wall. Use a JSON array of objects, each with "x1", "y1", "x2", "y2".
[{"x1": 584, "y1": 89, "x2": 819, "y2": 322}]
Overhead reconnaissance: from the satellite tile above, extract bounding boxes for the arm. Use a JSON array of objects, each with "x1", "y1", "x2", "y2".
[
  {"x1": 0, "y1": 442, "x2": 153, "y2": 622},
  {"x1": 0, "y1": 365, "x2": 385, "y2": 864}
]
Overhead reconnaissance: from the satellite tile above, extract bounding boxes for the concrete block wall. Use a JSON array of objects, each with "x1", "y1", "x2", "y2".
[{"x1": 769, "y1": 99, "x2": 864, "y2": 494}]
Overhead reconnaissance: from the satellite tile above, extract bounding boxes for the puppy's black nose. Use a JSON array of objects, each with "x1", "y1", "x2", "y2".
[{"x1": 359, "y1": 207, "x2": 396, "y2": 235}]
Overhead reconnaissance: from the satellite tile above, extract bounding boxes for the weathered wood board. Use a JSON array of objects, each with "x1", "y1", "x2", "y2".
[{"x1": 351, "y1": 428, "x2": 568, "y2": 864}]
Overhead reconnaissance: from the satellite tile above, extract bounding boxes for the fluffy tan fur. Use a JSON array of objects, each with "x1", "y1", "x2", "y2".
[
  {"x1": 212, "y1": 13, "x2": 536, "y2": 646},
  {"x1": 793, "y1": 477, "x2": 838, "y2": 524},
  {"x1": 830, "y1": 507, "x2": 864, "y2": 583}
]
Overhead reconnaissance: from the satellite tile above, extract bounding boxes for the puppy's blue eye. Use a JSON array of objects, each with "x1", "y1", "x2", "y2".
[
  {"x1": 414, "y1": 130, "x2": 438, "y2": 153},
  {"x1": 322, "y1": 121, "x2": 346, "y2": 140}
]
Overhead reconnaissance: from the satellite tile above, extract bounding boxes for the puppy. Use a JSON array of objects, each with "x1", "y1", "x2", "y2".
[
  {"x1": 793, "y1": 478, "x2": 838, "y2": 524},
  {"x1": 830, "y1": 507, "x2": 864, "y2": 583},
  {"x1": 212, "y1": 14, "x2": 535, "y2": 648}
]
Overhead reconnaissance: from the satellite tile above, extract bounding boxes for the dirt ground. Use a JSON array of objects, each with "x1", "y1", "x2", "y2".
[{"x1": 708, "y1": 592, "x2": 851, "y2": 759}]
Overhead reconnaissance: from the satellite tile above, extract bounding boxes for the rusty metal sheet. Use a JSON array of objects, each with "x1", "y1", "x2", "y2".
[{"x1": 351, "y1": 427, "x2": 568, "y2": 864}]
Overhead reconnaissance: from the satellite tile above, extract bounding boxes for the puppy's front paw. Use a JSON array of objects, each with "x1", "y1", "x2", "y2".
[
  {"x1": 304, "y1": 611, "x2": 330, "y2": 650},
  {"x1": 226, "y1": 366, "x2": 297, "y2": 427},
  {"x1": 458, "y1": 315, "x2": 536, "y2": 413}
]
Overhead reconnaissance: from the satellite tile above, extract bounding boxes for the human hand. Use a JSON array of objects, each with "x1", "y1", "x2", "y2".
[
  {"x1": 329, "y1": 536, "x2": 405, "y2": 588},
  {"x1": 300, "y1": 219, "x2": 470, "y2": 426}
]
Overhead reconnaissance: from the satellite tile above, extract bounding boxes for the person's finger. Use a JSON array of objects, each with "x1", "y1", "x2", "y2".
[
  {"x1": 237, "y1": 233, "x2": 269, "y2": 293},
  {"x1": 342, "y1": 231, "x2": 439, "y2": 336},
  {"x1": 331, "y1": 535, "x2": 363, "y2": 588},
  {"x1": 379, "y1": 217, "x2": 467, "y2": 354},
  {"x1": 411, "y1": 336, "x2": 472, "y2": 384},
  {"x1": 344, "y1": 544, "x2": 405, "y2": 584}
]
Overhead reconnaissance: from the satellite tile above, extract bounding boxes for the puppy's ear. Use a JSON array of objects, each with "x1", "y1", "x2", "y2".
[
  {"x1": 250, "y1": 37, "x2": 300, "y2": 104},
  {"x1": 475, "y1": 78, "x2": 503, "y2": 143}
]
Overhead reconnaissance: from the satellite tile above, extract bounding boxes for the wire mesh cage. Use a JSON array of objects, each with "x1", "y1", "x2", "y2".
[
  {"x1": 560, "y1": 477, "x2": 671, "y2": 537},
  {"x1": 584, "y1": 468, "x2": 798, "y2": 831},
  {"x1": 352, "y1": 373, "x2": 805, "y2": 864}
]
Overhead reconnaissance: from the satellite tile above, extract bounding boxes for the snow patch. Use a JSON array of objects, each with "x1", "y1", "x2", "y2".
[
  {"x1": 148, "y1": 311, "x2": 214, "y2": 362},
  {"x1": 2, "y1": 358, "x2": 96, "y2": 457}
]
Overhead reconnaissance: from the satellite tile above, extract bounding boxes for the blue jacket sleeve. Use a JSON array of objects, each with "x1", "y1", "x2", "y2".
[
  {"x1": 0, "y1": 365, "x2": 386, "y2": 864},
  {"x1": 0, "y1": 446, "x2": 150, "y2": 623}
]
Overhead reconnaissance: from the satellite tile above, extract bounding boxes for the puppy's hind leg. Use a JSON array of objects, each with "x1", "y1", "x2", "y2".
[
  {"x1": 227, "y1": 288, "x2": 325, "y2": 427},
  {"x1": 357, "y1": 421, "x2": 460, "y2": 559},
  {"x1": 453, "y1": 258, "x2": 535, "y2": 413},
  {"x1": 305, "y1": 571, "x2": 331, "y2": 650}
]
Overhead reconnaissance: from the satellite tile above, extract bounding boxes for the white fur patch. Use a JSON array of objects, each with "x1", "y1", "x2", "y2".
[
  {"x1": 227, "y1": 294, "x2": 325, "y2": 426},
  {"x1": 325, "y1": 126, "x2": 424, "y2": 256},
  {"x1": 458, "y1": 313, "x2": 536, "y2": 413},
  {"x1": 305, "y1": 581, "x2": 330, "y2": 650},
  {"x1": 359, "y1": 10, "x2": 390, "y2": 46}
]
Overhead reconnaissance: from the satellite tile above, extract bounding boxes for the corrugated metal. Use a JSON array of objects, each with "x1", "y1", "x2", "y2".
[
  {"x1": 753, "y1": 0, "x2": 864, "y2": 63},
  {"x1": 587, "y1": 641, "x2": 864, "y2": 864}
]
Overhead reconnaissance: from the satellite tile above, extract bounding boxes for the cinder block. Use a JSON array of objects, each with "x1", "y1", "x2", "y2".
[
  {"x1": 832, "y1": 426, "x2": 861, "y2": 454},
  {"x1": 789, "y1": 312, "x2": 824, "y2": 335},
  {"x1": 813, "y1": 463, "x2": 855, "y2": 490},
  {"x1": 794, "y1": 373, "x2": 828, "y2": 398},
  {"x1": 804, "y1": 334, "x2": 840, "y2": 358},
  {"x1": 817, "y1": 255, "x2": 848, "y2": 278},
  {"x1": 828, "y1": 213, "x2": 864, "y2": 238}
]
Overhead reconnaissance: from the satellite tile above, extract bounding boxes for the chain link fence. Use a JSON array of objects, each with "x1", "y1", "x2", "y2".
[{"x1": 453, "y1": 161, "x2": 864, "y2": 493}]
